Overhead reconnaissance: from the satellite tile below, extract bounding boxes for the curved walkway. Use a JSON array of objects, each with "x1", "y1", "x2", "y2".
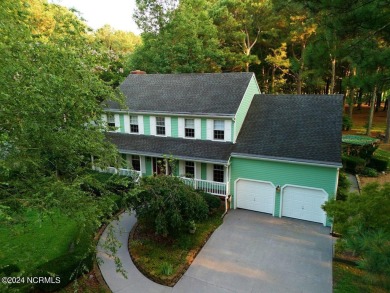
[{"x1": 97, "y1": 212, "x2": 171, "y2": 293}]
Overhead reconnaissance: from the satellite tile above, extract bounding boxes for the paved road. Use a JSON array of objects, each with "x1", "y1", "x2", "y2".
[{"x1": 98, "y1": 210, "x2": 333, "y2": 293}]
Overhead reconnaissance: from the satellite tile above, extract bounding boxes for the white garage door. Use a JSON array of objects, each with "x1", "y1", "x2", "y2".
[
  {"x1": 236, "y1": 180, "x2": 275, "y2": 214},
  {"x1": 281, "y1": 186, "x2": 328, "y2": 224}
]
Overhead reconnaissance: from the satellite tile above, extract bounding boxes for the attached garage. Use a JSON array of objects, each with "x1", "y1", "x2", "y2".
[
  {"x1": 236, "y1": 179, "x2": 275, "y2": 215},
  {"x1": 281, "y1": 185, "x2": 328, "y2": 225}
]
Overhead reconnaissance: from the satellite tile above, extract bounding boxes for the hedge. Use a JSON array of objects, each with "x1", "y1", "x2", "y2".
[
  {"x1": 368, "y1": 156, "x2": 389, "y2": 172},
  {"x1": 342, "y1": 155, "x2": 366, "y2": 174}
]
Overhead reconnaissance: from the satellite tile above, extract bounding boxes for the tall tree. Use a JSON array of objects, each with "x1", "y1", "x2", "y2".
[{"x1": 131, "y1": 0, "x2": 223, "y2": 73}]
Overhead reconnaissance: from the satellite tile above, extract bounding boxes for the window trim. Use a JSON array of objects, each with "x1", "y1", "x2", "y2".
[
  {"x1": 185, "y1": 161, "x2": 195, "y2": 177},
  {"x1": 131, "y1": 155, "x2": 141, "y2": 171},
  {"x1": 129, "y1": 115, "x2": 139, "y2": 134},
  {"x1": 184, "y1": 118, "x2": 195, "y2": 138},
  {"x1": 156, "y1": 116, "x2": 166, "y2": 136},
  {"x1": 213, "y1": 120, "x2": 225, "y2": 140},
  {"x1": 213, "y1": 164, "x2": 224, "y2": 183}
]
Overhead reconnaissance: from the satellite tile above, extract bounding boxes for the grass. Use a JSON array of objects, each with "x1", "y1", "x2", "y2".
[
  {"x1": 129, "y1": 208, "x2": 224, "y2": 286},
  {"x1": 333, "y1": 252, "x2": 389, "y2": 293},
  {"x1": 344, "y1": 104, "x2": 387, "y2": 134},
  {"x1": 0, "y1": 209, "x2": 79, "y2": 273}
]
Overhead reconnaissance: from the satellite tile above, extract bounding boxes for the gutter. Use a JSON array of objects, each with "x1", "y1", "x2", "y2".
[
  {"x1": 231, "y1": 153, "x2": 342, "y2": 168},
  {"x1": 103, "y1": 109, "x2": 235, "y2": 119}
]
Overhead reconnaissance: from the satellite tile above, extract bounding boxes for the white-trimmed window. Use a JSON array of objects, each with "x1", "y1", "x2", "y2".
[
  {"x1": 107, "y1": 114, "x2": 116, "y2": 129},
  {"x1": 213, "y1": 120, "x2": 224, "y2": 140},
  {"x1": 156, "y1": 117, "x2": 166, "y2": 135},
  {"x1": 129, "y1": 115, "x2": 139, "y2": 133},
  {"x1": 213, "y1": 165, "x2": 224, "y2": 182},
  {"x1": 185, "y1": 119, "x2": 195, "y2": 138},
  {"x1": 131, "y1": 155, "x2": 141, "y2": 171},
  {"x1": 185, "y1": 161, "x2": 195, "y2": 177}
]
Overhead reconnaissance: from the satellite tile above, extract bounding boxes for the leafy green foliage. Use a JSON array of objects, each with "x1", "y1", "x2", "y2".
[
  {"x1": 323, "y1": 183, "x2": 390, "y2": 286},
  {"x1": 341, "y1": 155, "x2": 366, "y2": 174},
  {"x1": 368, "y1": 156, "x2": 389, "y2": 172},
  {"x1": 199, "y1": 191, "x2": 222, "y2": 212},
  {"x1": 361, "y1": 167, "x2": 378, "y2": 177},
  {"x1": 129, "y1": 176, "x2": 209, "y2": 237},
  {"x1": 336, "y1": 171, "x2": 350, "y2": 201},
  {"x1": 342, "y1": 115, "x2": 353, "y2": 131}
]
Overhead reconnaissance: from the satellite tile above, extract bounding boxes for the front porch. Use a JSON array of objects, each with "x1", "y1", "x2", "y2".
[{"x1": 104, "y1": 154, "x2": 230, "y2": 197}]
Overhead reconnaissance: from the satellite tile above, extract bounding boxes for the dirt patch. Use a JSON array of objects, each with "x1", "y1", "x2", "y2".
[
  {"x1": 344, "y1": 104, "x2": 387, "y2": 135},
  {"x1": 359, "y1": 172, "x2": 390, "y2": 187}
]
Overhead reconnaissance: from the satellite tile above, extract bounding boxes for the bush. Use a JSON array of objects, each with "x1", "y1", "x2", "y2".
[
  {"x1": 337, "y1": 171, "x2": 350, "y2": 201},
  {"x1": 361, "y1": 167, "x2": 378, "y2": 177},
  {"x1": 342, "y1": 155, "x2": 366, "y2": 174},
  {"x1": 342, "y1": 115, "x2": 353, "y2": 131},
  {"x1": 129, "y1": 176, "x2": 209, "y2": 237},
  {"x1": 199, "y1": 191, "x2": 221, "y2": 211},
  {"x1": 368, "y1": 156, "x2": 389, "y2": 172}
]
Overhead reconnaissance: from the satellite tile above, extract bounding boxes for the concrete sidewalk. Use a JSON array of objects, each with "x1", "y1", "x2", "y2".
[
  {"x1": 346, "y1": 173, "x2": 360, "y2": 193},
  {"x1": 97, "y1": 212, "x2": 171, "y2": 293}
]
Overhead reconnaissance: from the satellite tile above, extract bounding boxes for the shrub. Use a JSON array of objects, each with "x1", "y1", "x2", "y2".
[
  {"x1": 198, "y1": 191, "x2": 221, "y2": 211},
  {"x1": 342, "y1": 115, "x2": 353, "y2": 131},
  {"x1": 342, "y1": 155, "x2": 366, "y2": 174},
  {"x1": 368, "y1": 156, "x2": 389, "y2": 172},
  {"x1": 361, "y1": 167, "x2": 378, "y2": 177},
  {"x1": 129, "y1": 176, "x2": 209, "y2": 237},
  {"x1": 337, "y1": 171, "x2": 350, "y2": 201}
]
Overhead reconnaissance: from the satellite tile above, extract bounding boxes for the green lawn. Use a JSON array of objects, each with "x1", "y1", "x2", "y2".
[{"x1": 0, "y1": 209, "x2": 79, "y2": 273}]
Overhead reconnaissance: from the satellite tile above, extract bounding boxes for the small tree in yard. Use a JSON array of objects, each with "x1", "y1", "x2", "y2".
[
  {"x1": 129, "y1": 176, "x2": 209, "y2": 237},
  {"x1": 323, "y1": 183, "x2": 390, "y2": 287}
]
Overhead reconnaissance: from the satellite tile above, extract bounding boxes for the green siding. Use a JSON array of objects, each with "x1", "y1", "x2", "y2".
[
  {"x1": 230, "y1": 157, "x2": 338, "y2": 225},
  {"x1": 143, "y1": 115, "x2": 151, "y2": 135},
  {"x1": 201, "y1": 119, "x2": 207, "y2": 140},
  {"x1": 171, "y1": 117, "x2": 178, "y2": 137},
  {"x1": 145, "y1": 157, "x2": 152, "y2": 175},
  {"x1": 201, "y1": 163, "x2": 207, "y2": 180},
  {"x1": 119, "y1": 114, "x2": 125, "y2": 133},
  {"x1": 234, "y1": 75, "x2": 260, "y2": 141}
]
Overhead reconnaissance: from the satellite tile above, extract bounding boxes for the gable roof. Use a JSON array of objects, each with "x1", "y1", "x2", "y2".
[
  {"x1": 233, "y1": 94, "x2": 343, "y2": 166},
  {"x1": 106, "y1": 133, "x2": 233, "y2": 164},
  {"x1": 106, "y1": 72, "x2": 256, "y2": 116}
]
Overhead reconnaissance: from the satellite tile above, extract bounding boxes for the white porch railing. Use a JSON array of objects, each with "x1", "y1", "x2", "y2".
[
  {"x1": 106, "y1": 167, "x2": 142, "y2": 181},
  {"x1": 180, "y1": 177, "x2": 228, "y2": 196}
]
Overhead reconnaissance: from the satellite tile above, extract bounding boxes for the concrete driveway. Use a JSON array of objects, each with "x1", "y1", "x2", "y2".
[{"x1": 174, "y1": 209, "x2": 333, "y2": 293}]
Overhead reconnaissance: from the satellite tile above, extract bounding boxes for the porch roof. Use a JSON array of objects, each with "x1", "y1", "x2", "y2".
[{"x1": 106, "y1": 132, "x2": 233, "y2": 164}]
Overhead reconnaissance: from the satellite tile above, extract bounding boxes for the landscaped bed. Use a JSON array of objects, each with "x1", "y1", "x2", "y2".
[{"x1": 129, "y1": 207, "x2": 224, "y2": 287}]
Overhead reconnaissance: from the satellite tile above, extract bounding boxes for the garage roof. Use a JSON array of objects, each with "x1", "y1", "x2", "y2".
[{"x1": 233, "y1": 94, "x2": 343, "y2": 166}]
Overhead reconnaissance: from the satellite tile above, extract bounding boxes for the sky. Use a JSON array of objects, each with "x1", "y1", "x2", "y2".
[{"x1": 50, "y1": 0, "x2": 141, "y2": 34}]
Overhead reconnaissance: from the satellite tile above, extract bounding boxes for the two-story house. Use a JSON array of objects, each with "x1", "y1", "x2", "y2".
[{"x1": 103, "y1": 72, "x2": 342, "y2": 226}]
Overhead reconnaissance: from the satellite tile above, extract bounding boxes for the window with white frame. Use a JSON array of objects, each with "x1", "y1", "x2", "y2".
[
  {"x1": 213, "y1": 165, "x2": 224, "y2": 182},
  {"x1": 156, "y1": 117, "x2": 166, "y2": 135},
  {"x1": 129, "y1": 115, "x2": 139, "y2": 133},
  {"x1": 131, "y1": 155, "x2": 141, "y2": 171},
  {"x1": 213, "y1": 120, "x2": 224, "y2": 140},
  {"x1": 185, "y1": 119, "x2": 195, "y2": 138},
  {"x1": 107, "y1": 114, "x2": 116, "y2": 129},
  {"x1": 185, "y1": 161, "x2": 195, "y2": 177}
]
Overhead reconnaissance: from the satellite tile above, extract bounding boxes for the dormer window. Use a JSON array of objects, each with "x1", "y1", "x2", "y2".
[
  {"x1": 185, "y1": 119, "x2": 195, "y2": 138},
  {"x1": 213, "y1": 120, "x2": 224, "y2": 140},
  {"x1": 130, "y1": 115, "x2": 139, "y2": 133},
  {"x1": 156, "y1": 117, "x2": 166, "y2": 135},
  {"x1": 107, "y1": 114, "x2": 116, "y2": 129}
]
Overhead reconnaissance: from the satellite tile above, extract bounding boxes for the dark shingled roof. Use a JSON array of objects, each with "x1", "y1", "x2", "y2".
[
  {"x1": 106, "y1": 133, "x2": 233, "y2": 163},
  {"x1": 233, "y1": 94, "x2": 343, "y2": 165},
  {"x1": 107, "y1": 72, "x2": 255, "y2": 116}
]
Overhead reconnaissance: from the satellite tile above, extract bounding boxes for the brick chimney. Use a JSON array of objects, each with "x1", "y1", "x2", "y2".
[{"x1": 131, "y1": 70, "x2": 146, "y2": 74}]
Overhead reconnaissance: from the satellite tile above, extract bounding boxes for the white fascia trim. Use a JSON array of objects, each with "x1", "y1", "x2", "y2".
[
  {"x1": 117, "y1": 149, "x2": 229, "y2": 165},
  {"x1": 231, "y1": 153, "x2": 342, "y2": 168},
  {"x1": 104, "y1": 109, "x2": 234, "y2": 119}
]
